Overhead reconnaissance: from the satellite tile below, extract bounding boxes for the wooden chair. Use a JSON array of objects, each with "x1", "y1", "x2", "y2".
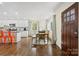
[{"x1": 36, "y1": 31, "x2": 49, "y2": 44}]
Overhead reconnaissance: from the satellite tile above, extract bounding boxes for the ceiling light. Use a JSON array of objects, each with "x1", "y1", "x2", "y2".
[
  {"x1": 3, "y1": 12, "x2": 7, "y2": 15},
  {"x1": 24, "y1": 17, "x2": 26, "y2": 19},
  {"x1": 15, "y1": 12, "x2": 18, "y2": 15}
]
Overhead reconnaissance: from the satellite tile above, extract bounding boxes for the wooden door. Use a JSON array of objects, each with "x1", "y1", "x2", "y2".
[{"x1": 62, "y1": 2, "x2": 78, "y2": 56}]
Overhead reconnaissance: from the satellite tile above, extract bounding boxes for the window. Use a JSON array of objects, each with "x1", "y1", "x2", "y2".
[
  {"x1": 64, "y1": 13, "x2": 67, "y2": 22},
  {"x1": 70, "y1": 9, "x2": 75, "y2": 21},
  {"x1": 63, "y1": 8, "x2": 75, "y2": 23}
]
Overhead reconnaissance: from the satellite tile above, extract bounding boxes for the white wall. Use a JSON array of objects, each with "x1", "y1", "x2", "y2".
[
  {"x1": 16, "y1": 20, "x2": 28, "y2": 27},
  {"x1": 39, "y1": 20, "x2": 46, "y2": 31},
  {"x1": 55, "y1": 2, "x2": 75, "y2": 49}
]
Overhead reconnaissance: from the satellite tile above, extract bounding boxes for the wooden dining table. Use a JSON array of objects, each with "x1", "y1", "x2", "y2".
[{"x1": 36, "y1": 32, "x2": 49, "y2": 44}]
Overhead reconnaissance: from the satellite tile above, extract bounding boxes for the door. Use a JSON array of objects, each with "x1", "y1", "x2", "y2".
[{"x1": 62, "y1": 3, "x2": 78, "y2": 56}]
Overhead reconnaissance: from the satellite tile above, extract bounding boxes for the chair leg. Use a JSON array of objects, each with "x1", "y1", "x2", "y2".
[
  {"x1": 44, "y1": 39, "x2": 45, "y2": 44},
  {"x1": 39, "y1": 39, "x2": 40, "y2": 44}
]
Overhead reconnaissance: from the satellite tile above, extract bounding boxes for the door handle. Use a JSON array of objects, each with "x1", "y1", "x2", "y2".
[
  {"x1": 74, "y1": 31, "x2": 78, "y2": 34},
  {"x1": 74, "y1": 31, "x2": 78, "y2": 38}
]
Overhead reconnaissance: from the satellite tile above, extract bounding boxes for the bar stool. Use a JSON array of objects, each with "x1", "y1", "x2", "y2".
[
  {"x1": 1, "y1": 31, "x2": 6, "y2": 44},
  {"x1": 1, "y1": 31, "x2": 7, "y2": 47},
  {"x1": 0, "y1": 31, "x2": 3, "y2": 44},
  {"x1": 8, "y1": 31, "x2": 11, "y2": 43},
  {"x1": 8, "y1": 31, "x2": 15, "y2": 47}
]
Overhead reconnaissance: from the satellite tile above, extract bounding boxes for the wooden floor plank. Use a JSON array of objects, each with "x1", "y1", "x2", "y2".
[{"x1": 0, "y1": 37, "x2": 61, "y2": 56}]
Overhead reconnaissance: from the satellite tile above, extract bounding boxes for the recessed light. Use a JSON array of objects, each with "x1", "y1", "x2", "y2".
[
  {"x1": 3, "y1": 12, "x2": 7, "y2": 15},
  {"x1": 15, "y1": 12, "x2": 18, "y2": 15},
  {"x1": 24, "y1": 17, "x2": 26, "y2": 19}
]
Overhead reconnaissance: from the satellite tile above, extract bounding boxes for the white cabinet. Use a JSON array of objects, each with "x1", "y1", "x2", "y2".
[{"x1": 16, "y1": 32, "x2": 21, "y2": 42}]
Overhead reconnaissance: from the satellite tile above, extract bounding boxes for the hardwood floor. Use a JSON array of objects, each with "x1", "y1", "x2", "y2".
[{"x1": 0, "y1": 37, "x2": 61, "y2": 56}]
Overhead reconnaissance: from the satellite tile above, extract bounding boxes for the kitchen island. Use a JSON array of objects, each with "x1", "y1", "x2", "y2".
[{"x1": 0, "y1": 29, "x2": 21, "y2": 44}]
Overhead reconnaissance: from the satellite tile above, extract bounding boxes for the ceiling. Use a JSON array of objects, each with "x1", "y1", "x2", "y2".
[{"x1": 0, "y1": 2, "x2": 61, "y2": 20}]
